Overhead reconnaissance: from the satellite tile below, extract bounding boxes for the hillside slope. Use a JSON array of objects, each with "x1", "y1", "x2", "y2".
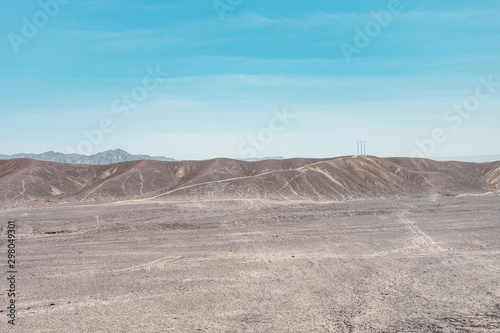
[{"x1": 1, "y1": 156, "x2": 499, "y2": 206}]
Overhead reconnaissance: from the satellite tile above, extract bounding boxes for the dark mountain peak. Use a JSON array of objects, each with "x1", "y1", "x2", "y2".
[{"x1": 103, "y1": 149, "x2": 130, "y2": 155}]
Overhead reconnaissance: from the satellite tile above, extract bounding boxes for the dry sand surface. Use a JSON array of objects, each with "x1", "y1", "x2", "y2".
[{"x1": 1, "y1": 194, "x2": 499, "y2": 332}]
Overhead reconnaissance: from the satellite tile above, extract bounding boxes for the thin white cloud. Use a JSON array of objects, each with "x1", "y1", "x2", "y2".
[
  {"x1": 229, "y1": 8, "x2": 499, "y2": 30},
  {"x1": 55, "y1": 29, "x2": 122, "y2": 39},
  {"x1": 227, "y1": 12, "x2": 281, "y2": 27}
]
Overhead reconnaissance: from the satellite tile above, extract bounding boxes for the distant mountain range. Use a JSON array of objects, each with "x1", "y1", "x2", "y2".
[
  {"x1": 241, "y1": 156, "x2": 285, "y2": 161},
  {"x1": 0, "y1": 149, "x2": 176, "y2": 165},
  {"x1": 0, "y1": 149, "x2": 284, "y2": 165},
  {"x1": 2, "y1": 149, "x2": 497, "y2": 165},
  {"x1": 434, "y1": 155, "x2": 500, "y2": 163}
]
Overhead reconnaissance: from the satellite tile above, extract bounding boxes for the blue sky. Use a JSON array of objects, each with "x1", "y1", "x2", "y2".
[{"x1": 1, "y1": 0, "x2": 499, "y2": 160}]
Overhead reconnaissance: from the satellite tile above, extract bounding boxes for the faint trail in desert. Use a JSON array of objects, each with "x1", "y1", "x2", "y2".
[
  {"x1": 122, "y1": 174, "x2": 132, "y2": 195},
  {"x1": 368, "y1": 211, "x2": 448, "y2": 259},
  {"x1": 297, "y1": 158, "x2": 342, "y2": 170},
  {"x1": 138, "y1": 171, "x2": 144, "y2": 195},
  {"x1": 401, "y1": 203, "x2": 417, "y2": 209},
  {"x1": 143, "y1": 169, "x2": 301, "y2": 200},
  {"x1": 80, "y1": 169, "x2": 125, "y2": 201},
  {"x1": 10, "y1": 170, "x2": 33, "y2": 201},
  {"x1": 80, "y1": 183, "x2": 105, "y2": 201},
  {"x1": 11, "y1": 179, "x2": 26, "y2": 200},
  {"x1": 141, "y1": 159, "x2": 342, "y2": 201},
  {"x1": 310, "y1": 168, "x2": 344, "y2": 188},
  {"x1": 114, "y1": 256, "x2": 185, "y2": 272},
  {"x1": 398, "y1": 211, "x2": 444, "y2": 254},
  {"x1": 268, "y1": 171, "x2": 306, "y2": 198}
]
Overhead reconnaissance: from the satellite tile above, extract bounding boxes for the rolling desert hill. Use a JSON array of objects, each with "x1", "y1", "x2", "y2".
[{"x1": 1, "y1": 155, "x2": 499, "y2": 206}]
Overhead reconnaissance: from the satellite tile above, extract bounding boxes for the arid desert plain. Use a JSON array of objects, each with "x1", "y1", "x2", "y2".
[{"x1": 0, "y1": 156, "x2": 499, "y2": 332}]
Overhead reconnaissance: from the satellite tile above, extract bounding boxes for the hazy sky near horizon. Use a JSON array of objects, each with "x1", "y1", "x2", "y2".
[{"x1": 1, "y1": 0, "x2": 499, "y2": 160}]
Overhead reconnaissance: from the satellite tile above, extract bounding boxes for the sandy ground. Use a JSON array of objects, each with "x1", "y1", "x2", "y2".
[{"x1": 1, "y1": 195, "x2": 499, "y2": 332}]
